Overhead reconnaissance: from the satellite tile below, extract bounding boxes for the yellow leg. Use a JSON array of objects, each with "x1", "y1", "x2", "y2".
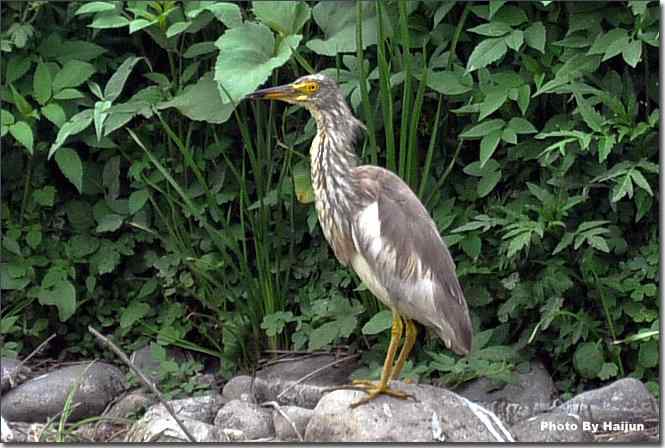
[
  {"x1": 348, "y1": 310, "x2": 413, "y2": 407},
  {"x1": 390, "y1": 319, "x2": 417, "y2": 381}
]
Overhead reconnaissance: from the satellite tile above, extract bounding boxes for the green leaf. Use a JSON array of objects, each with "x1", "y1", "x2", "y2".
[
  {"x1": 574, "y1": 342, "x2": 604, "y2": 378},
  {"x1": 553, "y1": 232, "x2": 574, "y2": 255},
  {"x1": 433, "y1": 2, "x2": 455, "y2": 27},
  {"x1": 630, "y1": 169, "x2": 653, "y2": 196},
  {"x1": 493, "y1": 5, "x2": 527, "y2": 26},
  {"x1": 477, "y1": 169, "x2": 502, "y2": 198},
  {"x1": 159, "y1": 75, "x2": 234, "y2": 124},
  {"x1": 96, "y1": 213, "x2": 124, "y2": 233},
  {"x1": 467, "y1": 22, "x2": 512, "y2": 37},
  {"x1": 49, "y1": 109, "x2": 93, "y2": 158},
  {"x1": 53, "y1": 60, "x2": 96, "y2": 92},
  {"x1": 362, "y1": 310, "x2": 393, "y2": 335},
  {"x1": 183, "y1": 41, "x2": 218, "y2": 58},
  {"x1": 622, "y1": 39, "x2": 642, "y2": 68},
  {"x1": 129, "y1": 189, "x2": 150, "y2": 214},
  {"x1": 505, "y1": 29, "x2": 524, "y2": 51},
  {"x1": 104, "y1": 56, "x2": 143, "y2": 102},
  {"x1": 638, "y1": 339, "x2": 658, "y2": 368},
  {"x1": 215, "y1": 23, "x2": 301, "y2": 104},
  {"x1": 33, "y1": 63, "x2": 52, "y2": 105},
  {"x1": 598, "y1": 362, "x2": 619, "y2": 380},
  {"x1": 461, "y1": 234, "x2": 482, "y2": 259},
  {"x1": 68, "y1": 234, "x2": 101, "y2": 258},
  {"x1": 166, "y1": 21, "x2": 191, "y2": 38},
  {"x1": 501, "y1": 127, "x2": 517, "y2": 144},
  {"x1": 466, "y1": 37, "x2": 508, "y2": 72},
  {"x1": 10, "y1": 84, "x2": 33, "y2": 117},
  {"x1": 612, "y1": 173, "x2": 633, "y2": 202},
  {"x1": 46, "y1": 40, "x2": 107, "y2": 63},
  {"x1": 479, "y1": 128, "x2": 502, "y2": 167},
  {"x1": 460, "y1": 119, "x2": 505, "y2": 139},
  {"x1": 292, "y1": 162, "x2": 314, "y2": 204},
  {"x1": 588, "y1": 29, "x2": 628, "y2": 55},
  {"x1": 33, "y1": 186, "x2": 57, "y2": 207},
  {"x1": 41, "y1": 103, "x2": 67, "y2": 128},
  {"x1": 38, "y1": 280, "x2": 77, "y2": 321},
  {"x1": 75, "y1": 2, "x2": 116, "y2": 15},
  {"x1": 54, "y1": 147, "x2": 84, "y2": 193},
  {"x1": 253, "y1": 1, "x2": 311, "y2": 35},
  {"x1": 53, "y1": 88, "x2": 85, "y2": 100},
  {"x1": 479, "y1": 90, "x2": 508, "y2": 120},
  {"x1": 89, "y1": 13, "x2": 129, "y2": 29},
  {"x1": 508, "y1": 117, "x2": 537, "y2": 134},
  {"x1": 120, "y1": 301, "x2": 151, "y2": 329},
  {"x1": 506, "y1": 231, "x2": 531, "y2": 257},
  {"x1": 427, "y1": 70, "x2": 474, "y2": 95},
  {"x1": 306, "y1": 1, "x2": 386, "y2": 56},
  {"x1": 588, "y1": 235, "x2": 610, "y2": 253},
  {"x1": 8, "y1": 121, "x2": 33, "y2": 154},
  {"x1": 524, "y1": 21, "x2": 546, "y2": 53},
  {"x1": 308, "y1": 321, "x2": 340, "y2": 350},
  {"x1": 186, "y1": 2, "x2": 243, "y2": 28}
]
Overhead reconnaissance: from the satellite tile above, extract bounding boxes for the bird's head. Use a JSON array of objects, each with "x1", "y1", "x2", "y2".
[{"x1": 246, "y1": 73, "x2": 341, "y2": 111}]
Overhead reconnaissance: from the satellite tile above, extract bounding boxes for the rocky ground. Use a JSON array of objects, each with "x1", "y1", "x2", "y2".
[{"x1": 0, "y1": 348, "x2": 659, "y2": 443}]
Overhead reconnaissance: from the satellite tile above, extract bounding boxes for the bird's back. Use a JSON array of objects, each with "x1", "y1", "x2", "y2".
[{"x1": 349, "y1": 165, "x2": 473, "y2": 355}]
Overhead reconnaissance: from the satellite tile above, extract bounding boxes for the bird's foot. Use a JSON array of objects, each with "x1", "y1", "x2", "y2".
[{"x1": 325, "y1": 380, "x2": 415, "y2": 407}]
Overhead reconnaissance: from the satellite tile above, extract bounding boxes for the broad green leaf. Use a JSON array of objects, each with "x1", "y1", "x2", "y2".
[
  {"x1": 524, "y1": 22, "x2": 546, "y2": 53},
  {"x1": 89, "y1": 13, "x2": 129, "y2": 29},
  {"x1": 597, "y1": 135, "x2": 615, "y2": 163},
  {"x1": 488, "y1": 0, "x2": 507, "y2": 19},
  {"x1": 308, "y1": 321, "x2": 340, "y2": 350},
  {"x1": 501, "y1": 127, "x2": 517, "y2": 144},
  {"x1": 41, "y1": 103, "x2": 67, "y2": 128},
  {"x1": 598, "y1": 362, "x2": 619, "y2": 380},
  {"x1": 477, "y1": 169, "x2": 502, "y2": 197},
  {"x1": 96, "y1": 213, "x2": 124, "y2": 233},
  {"x1": 166, "y1": 21, "x2": 191, "y2": 38},
  {"x1": 460, "y1": 119, "x2": 505, "y2": 139},
  {"x1": 34, "y1": 186, "x2": 57, "y2": 207},
  {"x1": 362, "y1": 310, "x2": 393, "y2": 335},
  {"x1": 253, "y1": 1, "x2": 311, "y2": 35},
  {"x1": 553, "y1": 232, "x2": 574, "y2": 255},
  {"x1": 630, "y1": 169, "x2": 653, "y2": 196},
  {"x1": 461, "y1": 234, "x2": 482, "y2": 259},
  {"x1": 602, "y1": 33, "x2": 630, "y2": 62},
  {"x1": 493, "y1": 5, "x2": 527, "y2": 26},
  {"x1": 427, "y1": 70, "x2": 474, "y2": 95},
  {"x1": 306, "y1": 1, "x2": 387, "y2": 56},
  {"x1": 53, "y1": 88, "x2": 85, "y2": 100},
  {"x1": 104, "y1": 56, "x2": 143, "y2": 102},
  {"x1": 6, "y1": 56, "x2": 32, "y2": 83},
  {"x1": 68, "y1": 234, "x2": 101, "y2": 258},
  {"x1": 33, "y1": 63, "x2": 52, "y2": 105},
  {"x1": 54, "y1": 147, "x2": 83, "y2": 193},
  {"x1": 10, "y1": 84, "x2": 33, "y2": 117},
  {"x1": 186, "y1": 2, "x2": 243, "y2": 28},
  {"x1": 466, "y1": 37, "x2": 507, "y2": 72},
  {"x1": 467, "y1": 22, "x2": 512, "y2": 37},
  {"x1": 129, "y1": 189, "x2": 150, "y2": 214},
  {"x1": 479, "y1": 90, "x2": 508, "y2": 120},
  {"x1": 611, "y1": 173, "x2": 633, "y2": 202},
  {"x1": 508, "y1": 117, "x2": 537, "y2": 134},
  {"x1": 159, "y1": 75, "x2": 234, "y2": 123},
  {"x1": 588, "y1": 235, "x2": 609, "y2": 253},
  {"x1": 8, "y1": 121, "x2": 33, "y2": 154},
  {"x1": 214, "y1": 23, "x2": 301, "y2": 104},
  {"x1": 588, "y1": 28, "x2": 628, "y2": 56},
  {"x1": 184, "y1": 41, "x2": 218, "y2": 58},
  {"x1": 622, "y1": 39, "x2": 642, "y2": 68},
  {"x1": 433, "y1": 2, "x2": 455, "y2": 27},
  {"x1": 638, "y1": 340, "x2": 658, "y2": 368},
  {"x1": 479, "y1": 129, "x2": 502, "y2": 167},
  {"x1": 505, "y1": 29, "x2": 524, "y2": 51},
  {"x1": 49, "y1": 109, "x2": 93, "y2": 158},
  {"x1": 53, "y1": 60, "x2": 96, "y2": 92},
  {"x1": 46, "y1": 40, "x2": 107, "y2": 63},
  {"x1": 38, "y1": 280, "x2": 77, "y2": 321},
  {"x1": 75, "y1": 2, "x2": 116, "y2": 15},
  {"x1": 506, "y1": 231, "x2": 531, "y2": 257},
  {"x1": 574, "y1": 93, "x2": 603, "y2": 132},
  {"x1": 292, "y1": 163, "x2": 314, "y2": 203}
]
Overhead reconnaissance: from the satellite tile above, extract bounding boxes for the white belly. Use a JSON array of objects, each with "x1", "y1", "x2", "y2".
[{"x1": 351, "y1": 253, "x2": 394, "y2": 309}]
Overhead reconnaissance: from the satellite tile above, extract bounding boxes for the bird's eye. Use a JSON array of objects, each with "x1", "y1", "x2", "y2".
[{"x1": 307, "y1": 83, "x2": 319, "y2": 92}]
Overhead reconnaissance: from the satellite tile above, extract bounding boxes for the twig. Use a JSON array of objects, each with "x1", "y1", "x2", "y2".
[
  {"x1": 261, "y1": 401, "x2": 303, "y2": 442},
  {"x1": 87, "y1": 326, "x2": 197, "y2": 443},
  {"x1": 276, "y1": 354, "x2": 359, "y2": 401},
  {"x1": 11, "y1": 333, "x2": 56, "y2": 387}
]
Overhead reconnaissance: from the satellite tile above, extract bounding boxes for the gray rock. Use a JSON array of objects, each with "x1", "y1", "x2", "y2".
[
  {"x1": 273, "y1": 405, "x2": 313, "y2": 441},
  {"x1": 1, "y1": 358, "x2": 28, "y2": 392},
  {"x1": 511, "y1": 413, "x2": 593, "y2": 442},
  {"x1": 125, "y1": 405, "x2": 229, "y2": 442},
  {"x1": 305, "y1": 382, "x2": 514, "y2": 442},
  {"x1": 105, "y1": 390, "x2": 155, "y2": 419},
  {"x1": 129, "y1": 343, "x2": 188, "y2": 385},
  {"x1": 151, "y1": 393, "x2": 227, "y2": 423},
  {"x1": 0, "y1": 362, "x2": 127, "y2": 423},
  {"x1": 551, "y1": 378, "x2": 658, "y2": 424},
  {"x1": 455, "y1": 361, "x2": 557, "y2": 424},
  {"x1": 214, "y1": 399, "x2": 274, "y2": 440},
  {"x1": 254, "y1": 355, "x2": 358, "y2": 408},
  {"x1": 222, "y1": 375, "x2": 256, "y2": 402}
]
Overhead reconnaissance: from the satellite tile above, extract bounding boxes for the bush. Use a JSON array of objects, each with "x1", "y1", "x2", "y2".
[{"x1": 1, "y1": 1, "x2": 658, "y2": 398}]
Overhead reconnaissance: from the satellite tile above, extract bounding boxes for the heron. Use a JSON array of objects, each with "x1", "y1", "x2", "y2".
[{"x1": 247, "y1": 73, "x2": 472, "y2": 407}]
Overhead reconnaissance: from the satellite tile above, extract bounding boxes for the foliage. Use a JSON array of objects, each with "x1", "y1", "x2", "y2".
[{"x1": 1, "y1": 0, "x2": 659, "y2": 399}]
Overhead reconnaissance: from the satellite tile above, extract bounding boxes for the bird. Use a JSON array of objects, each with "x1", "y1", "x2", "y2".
[{"x1": 246, "y1": 73, "x2": 472, "y2": 407}]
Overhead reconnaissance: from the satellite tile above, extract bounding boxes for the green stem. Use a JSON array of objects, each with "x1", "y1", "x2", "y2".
[
  {"x1": 448, "y1": 4, "x2": 470, "y2": 71},
  {"x1": 425, "y1": 139, "x2": 463, "y2": 207},
  {"x1": 19, "y1": 155, "x2": 34, "y2": 226}
]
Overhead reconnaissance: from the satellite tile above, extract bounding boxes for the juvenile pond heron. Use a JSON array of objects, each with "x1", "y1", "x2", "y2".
[{"x1": 247, "y1": 73, "x2": 472, "y2": 407}]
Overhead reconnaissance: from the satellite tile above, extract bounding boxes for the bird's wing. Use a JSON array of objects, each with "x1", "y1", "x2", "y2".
[{"x1": 350, "y1": 165, "x2": 472, "y2": 354}]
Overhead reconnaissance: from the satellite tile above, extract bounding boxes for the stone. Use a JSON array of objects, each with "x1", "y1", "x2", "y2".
[
  {"x1": 214, "y1": 399, "x2": 274, "y2": 440},
  {"x1": 305, "y1": 382, "x2": 514, "y2": 442},
  {"x1": 125, "y1": 405, "x2": 229, "y2": 442},
  {"x1": 222, "y1": 375, "x2": 256, "y2": 402},
  {"x1": 151, "y1": 393, "x2": 227, "y2": 423},
  {"x1": 129, "y1": 343, "x2": 189, "y2": 385},
  {"x1": 551, "y1": 378, "x2": 658, "y2": 425},
  {"x1": 511, "y1": 413, "x2": 593, "y2": 442},
  {"x1": 254, "y1": 354, "x2": 358, "y2": 408},
  {"x1": 272, "y1": 405, "x2": 313, "y2": 441},
  {"x1": 0, "y1": 362, "x2": 127, "y2": 423},
  {"x1": 455, "y1": 361, "x2": 557, "y2": 424},
  {"x1": 1, "y1": 357, "x2": 28, "y2": 392},
  {"x1": 105, "y1": 390, "x2": 155, "y2": 419}
]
